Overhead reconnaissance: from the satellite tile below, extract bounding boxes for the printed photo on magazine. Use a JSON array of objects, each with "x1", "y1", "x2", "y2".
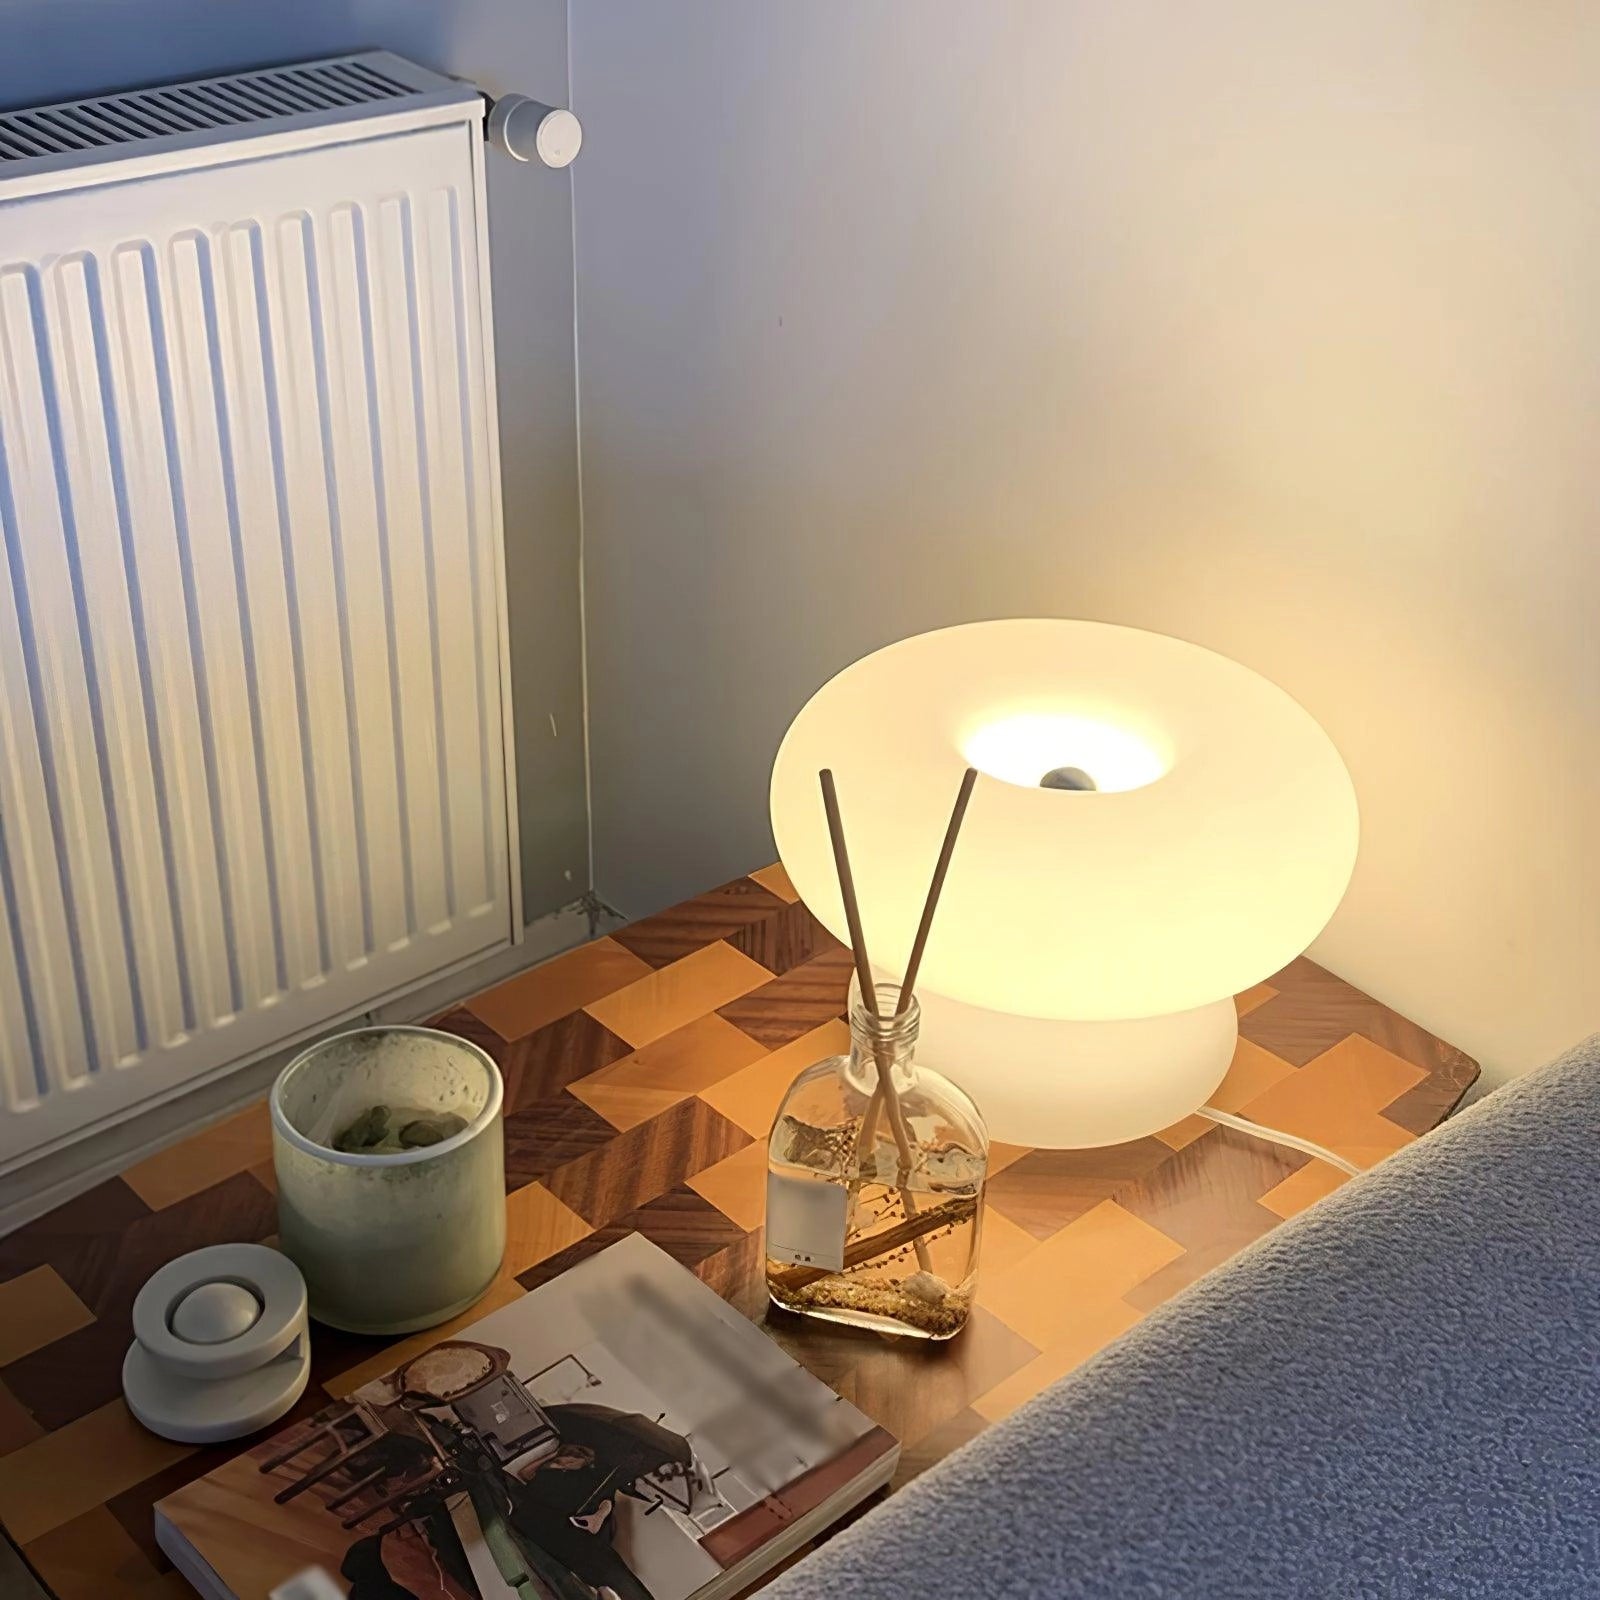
[{"x1": 157, "y1": 1236, "x2": 897, "y2": 1600}]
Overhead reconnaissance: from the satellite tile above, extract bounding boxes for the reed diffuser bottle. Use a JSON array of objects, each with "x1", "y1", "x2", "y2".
[{"x1": 765, "y1": 981, "x2": 989, "y2": 1338}]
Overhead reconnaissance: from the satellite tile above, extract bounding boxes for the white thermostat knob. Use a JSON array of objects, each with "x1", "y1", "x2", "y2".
[
  {"x1": 487, "y1": 94, "x2": 582, "y2": 168},
  {"x1": 124, "y1": 1243, "x2": 309, "y2": 1444}
]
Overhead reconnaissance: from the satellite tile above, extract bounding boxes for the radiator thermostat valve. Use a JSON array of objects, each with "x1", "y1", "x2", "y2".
[
  {"x1": 123, "y1": 1243, "x2": 310, "y2": 1443},
  {"x1": 486, "y1": 94, "x2": 582, "y2": 167}
]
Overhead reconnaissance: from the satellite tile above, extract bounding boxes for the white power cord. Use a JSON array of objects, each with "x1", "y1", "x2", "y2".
[{"x1": 1197, "y1": 1106, "x2": 1363, "y2": 1177}]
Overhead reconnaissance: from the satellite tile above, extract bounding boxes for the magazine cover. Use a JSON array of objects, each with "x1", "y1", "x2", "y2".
[{"x1": 157, "y1": 1235, "x2": 896, "y2": 1600}]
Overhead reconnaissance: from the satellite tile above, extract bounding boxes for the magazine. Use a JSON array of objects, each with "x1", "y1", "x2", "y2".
[{"x1": 156, "y1": 1235, "x2": 897, "y2": 1600}]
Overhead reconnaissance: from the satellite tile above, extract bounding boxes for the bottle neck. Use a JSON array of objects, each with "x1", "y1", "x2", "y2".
[{"x1": 844, "y1": 982, "x2": 920, "y2": 1095}]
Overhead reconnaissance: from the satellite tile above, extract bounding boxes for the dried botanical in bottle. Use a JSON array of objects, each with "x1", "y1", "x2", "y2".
[{"x1": 765, "y1": 984, "x2": 988, "y2": 1339}]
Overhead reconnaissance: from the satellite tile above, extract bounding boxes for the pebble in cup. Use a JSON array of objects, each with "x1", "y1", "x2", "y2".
[{"x1": 270, "y1": 1027, "x2": 505, "y2": 1334}]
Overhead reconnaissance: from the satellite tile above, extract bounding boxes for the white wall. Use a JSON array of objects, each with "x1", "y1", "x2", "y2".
[
  {"x1": 571, "y1": 1, "x2": 1600, "y2": 1087},
  {"x1": 0, "y1": 0, "x2": 590, "y2": 919}
]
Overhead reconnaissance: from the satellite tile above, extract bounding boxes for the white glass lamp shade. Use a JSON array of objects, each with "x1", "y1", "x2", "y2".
[{"x1": 770, "y1": 620, "x2": 1359, "y2": 1146}]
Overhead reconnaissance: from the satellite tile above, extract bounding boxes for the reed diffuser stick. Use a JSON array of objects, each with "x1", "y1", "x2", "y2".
[
  {"x1": 818, "y1": 769, "x2": 933, "y2": 1272},
  {"x1": 854, "y1": 767, "x2": 978, "y2": 1162}
]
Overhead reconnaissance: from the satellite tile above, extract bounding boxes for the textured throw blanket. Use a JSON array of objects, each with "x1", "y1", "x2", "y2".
[{"x1": 769, "y1": 1038, "x2": 1600, "y2": 1599}]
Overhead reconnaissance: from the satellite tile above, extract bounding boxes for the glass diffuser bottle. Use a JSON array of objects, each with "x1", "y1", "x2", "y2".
[{"x1": 765, "y1": 982, "x2": 989, "y2": 1339}]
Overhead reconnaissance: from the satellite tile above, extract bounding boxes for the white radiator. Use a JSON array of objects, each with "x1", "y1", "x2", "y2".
[{"x1": 0, "y1": 53, "x2": 520, "y2": 1173}]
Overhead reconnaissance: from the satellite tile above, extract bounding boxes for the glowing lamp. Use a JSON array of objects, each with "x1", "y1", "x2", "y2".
[{"x1": 770, "y1": 620, "x2": 1358, "y2": 1147}]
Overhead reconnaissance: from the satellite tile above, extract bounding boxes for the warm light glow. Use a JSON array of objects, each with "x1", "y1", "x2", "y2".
[
  {"x1": 770, "y1": 619, "x2": 1359, "y2": 1147},
  {"x1": 962, "y1": 712, "x2": 1167, "y2": 792},
  {"x1": 771, "y1": 618, "x2": 1358, "y2": 1023}
]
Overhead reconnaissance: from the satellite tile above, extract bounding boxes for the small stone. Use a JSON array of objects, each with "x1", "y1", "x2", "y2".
[
  {"x1": 398, "y1": 1113, "x2": 467, "y2": 1148},
  {"x1": 902, "y1": 1270, "x2": 951, "y2": 1303},
  {"x1": 334, "y1": 1104, "x2": 391, "y2": 1152}
]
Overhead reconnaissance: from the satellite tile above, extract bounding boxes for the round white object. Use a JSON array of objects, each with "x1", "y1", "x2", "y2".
[
  {"x1": 124, "y1": 1244, "x2": 309, "y2": 1444},
  {"x1": 123, "y1": 1338, "x2": 309, "y2": 1444},
  {"x1": 486, "y1": 94, "x2": 582, "y2": 168},
  {"x1": 771, "y1": 619, "x2": 1358, "y2": 1022},
  {"x1": 913, "y1": 987, "x2": 1240, "y2": 1147},
  {"x1": 171, "y1": 1280, "x2": 262, "y2": 1345},
  {"x1": 533, "y1": 107, "x2": 582, "y2": 167}
]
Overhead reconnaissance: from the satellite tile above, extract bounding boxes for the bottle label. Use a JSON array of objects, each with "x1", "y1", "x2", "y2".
[{"x1": 765, "y1": 1172, "x2": 848, "y2": 1272}]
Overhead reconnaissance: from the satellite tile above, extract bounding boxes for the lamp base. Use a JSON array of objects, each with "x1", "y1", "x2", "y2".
[{"x1": 909, "y1": 989, "x2": 1238, "y2": 1149}]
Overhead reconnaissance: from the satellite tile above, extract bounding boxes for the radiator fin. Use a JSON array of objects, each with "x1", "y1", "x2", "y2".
[{"x1": 0, "y1": 58, "x2": 418, "y2": 165}]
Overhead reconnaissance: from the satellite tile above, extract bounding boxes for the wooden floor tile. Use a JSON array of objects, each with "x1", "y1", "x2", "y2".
[
  {"x1": 1154, "y1": 1114, "x2": 1210, "y2": 1153},
  {"x1": 501, "y1": 1094, "x2": 620, "y2": 1190},
  {"x1": 686, "y1": 1142, "x2": 769, "y2": 1232},
  {"x1": 586, "y1": 941, "x2": 771, "y2": 1050},
  {"x1": 122, "y1": 1102, "x2": 273, "y2": 1212},
  {"x1": 835, "y1": 1308, "x2": 1039, "y2": 1450},
  {"x1": 986, "y1": 1137, "x2": 1174, "y2": 1241},
  {"x1": 141, "y1": 1576, "x2": 193, "y2": 1598},
  {"x1": 748, "y1": 862, "x2": 800, "y2": 903},
  {"x1": 1238, "y1": 1034, "x2": 1424, "y2": 1168},
  {"x1": 0, "y1": 1268, "x2": 93, "y2": 1368},
  {"x1": 0, "y1": 1400, "x2": 191, "y2": 1545},
  {"x1": 504, "y1": 1012, "x2": 637, "y2": 1114},
  {"x1": 1259, "y1": 1159, "x2": 1350, "y2": 1220},
  {"x1": 1238, "y1": 959, "x2": 1369, "y2": 1066},
  {"x1": 0, "y1": 1378, "x2": 41, "y2": 1457},
  {"x1": 1123, "y1": 1235, "x2": 1262, "y2": 1314},
  {"x1": 699, "y1": 1020, "x2": 850, "y2": 1138},
  {"x1": 103, "y1": 1443, "x2": 243, "y2": 1579},
  {"x1": 436, "y1": 1005, "x2": 635, "y2": 1116},
  {"x1": 978, "y1": 1205, "x2": 1040, "y2": 1279},
  {"x1": 44, "y1": 1171, "x2": 276, "y2": 1322},
  {"x1": 20, "y1": 1503, "x2": 166, "y2": 1599},
  {"x1": 726, "y1": 898, "x2": 839, "y2": 977},
  {"x1": 980, "y1": 1200, "x2": 1183, "y2": 1350},
  {"x1": 1216, "y1": 1036, "x2": 1298, "y2": 1109},
  {"x1": 569, "y1": 1014, "x2": 768, "y2": 1130},
  {"x1": 717, "y1": 946, "x2": 855, "y2": 1048},
  {"x1": 1379, "y1": 1050, "x2": 1481, "y2": 1135},
  {"x1": 757, "y1": 1311, "x2": 860, "y2": 1395},
  {"x1": 1115, "y1": 1123, "x2": 1299, "y2": 1252},
  {"x1": 1154, "y1": 1038, "x2": 1296, "y2": 1151},
  {"x1": 1241, "y1": 959, "x2": 1471, "y2": 1100},
  {"x1": 502, "y1": 1182, "x2": 594, "y2": 1277},
  {"x1": 0, "y1": 1180, "x2": 149, "y2": 1286},
  {"x1": 1, "y1": 1319, "x2": 132, "y2": 1435},
  {"x1": 601, "y1": 1185, "x2": 748, "y2": 1273},
  {"x1": 892, "y1": 1408, "x2": 988, "y2": 1488},
  {"x1": 465, "y1": 938, "x2": 652, "y2": 1040},
  {"x1": 970, "y1": 1298, "x2": 1144, "y2": 1422},
  {"x1": 545, "y1": 1096, "x2": 753, "y2": 1227},
  {"x1": 611, "y1": 877, "x2": 788, "y2": 969},
  {"x1": 517, "y1": 1187, "x2": 746, "y2": 1291},
  {"x1": 986, "y1": 1141, "x2": 1031, "y2": 1176},
  {"x1": 1235, "y1": 981, "x2": 1278, "y2": 1017}
]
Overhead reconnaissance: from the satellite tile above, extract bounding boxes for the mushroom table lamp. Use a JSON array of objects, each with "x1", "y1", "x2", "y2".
[{"x1": 769, "y1": 620, "x2": 1358, "y2": 1148}]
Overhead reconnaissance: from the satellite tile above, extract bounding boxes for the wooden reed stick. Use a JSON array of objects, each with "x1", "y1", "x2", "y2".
[
  {"x1": 819, "y1": 770, "x2": 933, "y2": 1272},
  {"x1": 854, "y1": 767, "x2": 978, "y2": 1165}
]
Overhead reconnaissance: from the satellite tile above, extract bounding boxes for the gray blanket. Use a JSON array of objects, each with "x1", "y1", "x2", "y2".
[{"x1": 769, "y1": 1038, "x2": 1600, "y2": 1598}]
